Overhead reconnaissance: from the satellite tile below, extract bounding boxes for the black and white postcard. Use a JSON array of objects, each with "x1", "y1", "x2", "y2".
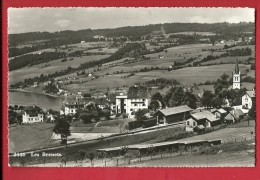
[{"x1": 8, "y1": 8, "x2": 255, "y2": 167}]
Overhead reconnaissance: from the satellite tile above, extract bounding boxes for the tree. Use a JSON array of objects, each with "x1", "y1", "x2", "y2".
[
  {"x1": 8, "y1": 106, "x2": 14, "y2": 110},
  {"x1": 214, "y1": 73, "x2": 229, "y2": 94},
  {"x1": 201, "y1": 90, "x2": 215, "y2": 108},
  {"x1": 150, "y1": 100, "x2": 160, "y2": 111},
  {"x1": 135, "y1": 109, "x2": 149, "y2": 121},
  {"x1": 168, "y1": 87, "x2": 185, "y2": 107},
  {"x1": 18, "y1": 105, "x2": 24, "y2": 110},
  {"x1": 79, "y1": 150, "x2": 87, "y2": 162},
  {"x1": 14, "y1": 105, "x2": 18, "y2": 110},
  {"x1": 211, "y1": 97, "x2": 222, "y2": 108},
  {"x1": 79, "y1": 112, "x2": 93, "y2": 124},
  {"x1": 248, "y1": 106, "x2": 255, "y2": 119},
  {"x1": 53, "y1": 117, "x2": 71, "y2": 148},
  {"x1": 88, "y1": 152, "x2": 95, "y2": 166},
  {"x1": 16, "y1": 114, "x2": 23, "y2": 124},
  {"x1": 9, "y1": 116, "x2": 17, "y2": 125},
  {"x1": 99, "y1": 109, "x2": 110, "y2": 120},
  {"x1": 82, "y1": 93, "x2": 91, "y2": 98},
  {"x1": 151, "y1": 92, "x2": 163, "y2": 102}
]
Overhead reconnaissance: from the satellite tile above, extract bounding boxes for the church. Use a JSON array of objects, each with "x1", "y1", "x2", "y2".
[{"x1": 233, "y1": 59, "x2": 240, "y2": 89}]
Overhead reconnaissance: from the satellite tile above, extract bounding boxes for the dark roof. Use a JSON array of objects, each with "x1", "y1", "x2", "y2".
[
  {"x1": 127, "y1": 86, "x2": 148, "y2": 99},
  {"x1": 159, "y1": 105, "x2": 193, "y2": 116},
  {"x1": 234, "y1": 59, "x2": 239, "y2": 74},
  {"x1": 141, "y1": 117, "x2": 157, "y2": 122},
  {"x1": 191, "y1": 111, "x2": 218, "y2": 122},
  {"x1": 24, "y1": 105, "x2": 42, "y2": 112},
  {"x1": 108, "y1": 93, "x2": 116, "y2": 102}
]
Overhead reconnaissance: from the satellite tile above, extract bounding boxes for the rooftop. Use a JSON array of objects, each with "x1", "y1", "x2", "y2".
[
  {"x1": 217, "y1": 108, "x2": 227, "y2": 114},
  {"x1": 24, "y1": 105, "x2": 42, "y2": 112},
  {"x1": 159, "y1": 105, "x2": 193, "y2": 116},
  {"x1": 191, "y1": 111, "x2": 218, "y2": 122},
  {"x1": 225, "y1": 109, "x2": 244, "y2": 120},
  {"x1": 127, "y1": 86, "x2": 148, "y2": 99},
  {"x1": 246, "y1": 91, "x2": 255, "y2": 98}
]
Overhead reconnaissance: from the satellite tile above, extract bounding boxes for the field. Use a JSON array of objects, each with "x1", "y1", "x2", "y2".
[
  {"x1": 63, "y1": 63, "x2": 253, "y2": 93},
  {"x1": 86, "y1": 47, "x2": 118, "y2": 53},
  {"x1": 130, "y1": 152, "x2": 254, "y2": 167},
  {"x1": 10, "y1": 120, "x2": 255, "y2": 166},
  {"x1": 8, "y1": 54, "x2": 109, "y2": 84},
  {"x1": 66, "y1": 41, "x2": 110, "y2": 48},
  {"x1": 202, "y1": 56, "x2": 252, "y2": 65},
  {"x1": 8, "y1": 123, "x2": 55, "y2": 153},
  {"x1": 167, "y1": 31, "x2": 217, "y2": 36},
  {"x1": 177, "y1": 127, "x2": 255, "y2": 143}
]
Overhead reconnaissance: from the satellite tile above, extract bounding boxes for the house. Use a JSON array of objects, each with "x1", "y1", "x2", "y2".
[
  {"x1": 22, "y1": 105, "x2": 44, "y2": 123},
  {"x1": 78, "y1": 90, "x2": 82, "y2": 95},
  {"x1": 224, "y1": 109, "x2": 244, "y2": 124},
  {"x1": 211, "y1": 108, "x2": 227, "y2": 123},
  {"x1": 186, "y1": 111, "x2": 221, "y2": 130},
  {"x1": 107, "y1": 93, "x2": 116, "y2": 112},
  {"x1": 46, "y1": 114, "x2": 55, "y2": 122},
  {"x1": 116, "y1": 86, "x2": 148, "y2": 118},
  {"x1": 60, "y1": 100, "x2": 85, "y2": 115},
  {"x1": 242, "y1": 90, "x2": 255, "y2": 109},
  {"x1": 31, "y1": 82, "x2": 39, "y2": 87},
  {"x1": 157, "y1": 105, "x2": 193, "y2": 124}
]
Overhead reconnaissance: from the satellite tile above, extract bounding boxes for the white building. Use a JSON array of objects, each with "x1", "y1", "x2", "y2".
[
  {"x1": 116, "y1": 86, "x2": 148, "y2": 118},
  {"x1": 242, "y1": 90, "x2": 255, "y2": 109},
  {"x1": 233, "y1": 59, "x2": 240, "y2": 89},
  {"x1": 60, "y1": 100, "x2": 85, "y2": 115},
  {"x1": 22, "y1": 106, "x2": 44, "y2": 123}
]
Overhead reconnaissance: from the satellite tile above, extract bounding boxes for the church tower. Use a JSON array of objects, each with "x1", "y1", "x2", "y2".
[{"x1": 233, "y1": 59, "x2": 240, "y2": 89}]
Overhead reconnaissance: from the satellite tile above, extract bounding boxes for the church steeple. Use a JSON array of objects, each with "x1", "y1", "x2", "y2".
[
  {"x1": 234, "y1": 58, "x2": 239, "y2": 74},
  {"x1": 233, "y1": 58, "x2": 240, "y2": 89}
]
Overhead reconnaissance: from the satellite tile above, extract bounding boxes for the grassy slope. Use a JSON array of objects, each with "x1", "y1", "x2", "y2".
[
  {"x1": 130, "y1": 152, "x2": 254, "y2": 167},
  {"x1": 8, "y1": 123, "x2": 55, "y2": 153},
  {"x1": 9, "y1": 55, "x2": 109, "y2": 84}
]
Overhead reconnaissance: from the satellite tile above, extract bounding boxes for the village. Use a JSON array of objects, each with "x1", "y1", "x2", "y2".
[
  {"x1": 8, "y1": 58, "x2": 256, "y2": 167},
  {"x1": 7, "y1": 8, "x2": 256, "y2": 167}
]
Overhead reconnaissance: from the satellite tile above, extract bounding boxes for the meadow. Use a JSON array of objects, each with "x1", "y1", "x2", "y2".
[
  {"x1": 63, "y1": 63, "x2": 253, "y2": 93},
  {"x1": 8, "y1": 54, "x2": 109, "y2": 84},
  {"x1": 9, "y1": 122, "x2": 55, "y2": 153},
  {"x1": 167, "y1": 31, "x2": 217, "y2": 36}
]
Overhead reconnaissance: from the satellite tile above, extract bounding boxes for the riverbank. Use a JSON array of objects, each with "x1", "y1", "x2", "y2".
[{"x1": 9, "y1": 88, "x2": 70, "y2": 98}]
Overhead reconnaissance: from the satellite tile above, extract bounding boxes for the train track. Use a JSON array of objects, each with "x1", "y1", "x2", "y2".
[{"x1": 9, "y1": 121, "x2": 185, "y2": 156}]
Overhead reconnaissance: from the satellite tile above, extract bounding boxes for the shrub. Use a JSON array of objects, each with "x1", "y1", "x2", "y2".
[{"x1": 79, "y1": 150, "x2": 87, "y2": 160}]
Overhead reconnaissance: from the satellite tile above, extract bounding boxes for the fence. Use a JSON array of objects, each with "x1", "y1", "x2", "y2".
[{"x1": 18, "y1": 137, "x2": 255, "y2": 167}]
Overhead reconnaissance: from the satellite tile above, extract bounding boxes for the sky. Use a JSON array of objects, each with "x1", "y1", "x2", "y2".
[{"x1": 8, "y1": 8, "x2": 255, "y2": 34}]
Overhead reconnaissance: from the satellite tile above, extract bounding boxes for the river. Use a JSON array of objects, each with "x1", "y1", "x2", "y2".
[{"x1": 8, "y1": 90, "x2": 70, "y2": 111}]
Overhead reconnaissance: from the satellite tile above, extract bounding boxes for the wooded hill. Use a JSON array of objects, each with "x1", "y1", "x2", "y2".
[{"x1": 8, "y1": 22, "x2": 254, "y2": 57}]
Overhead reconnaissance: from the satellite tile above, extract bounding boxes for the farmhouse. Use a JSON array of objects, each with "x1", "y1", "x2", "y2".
[
  {"x1": 157, "y1": 105, "x2": 193, "y2": 124},
  {"x1": 116, "y1": 86, "x2": 148, "y2": 118},
  {"x1": 60, "y1": 100, "x2": 85, "y2": 115},
  {"x1": 186, "y1": 111, "x2": 221, "y2": 130},
  {"x1": 242, "y1": 90, "x2": 255, "y2": 109},
  {"x1": 224, "y1": 109, "x2": 244, "y2": 124},
  {"x1": 22, "y1": 105, "x2": 44, "y2": 123},
  {"x1": 211, "y1": 108, "x2": 227, "y2": 123}
]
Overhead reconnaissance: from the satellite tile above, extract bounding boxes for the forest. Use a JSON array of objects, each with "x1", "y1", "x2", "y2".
[
  {"x1": 9, "y1": 52, "x2": 66, "y2": 71},
  {"x1": 8, "y1": 22, "x2": 254, "y2": 57}
]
